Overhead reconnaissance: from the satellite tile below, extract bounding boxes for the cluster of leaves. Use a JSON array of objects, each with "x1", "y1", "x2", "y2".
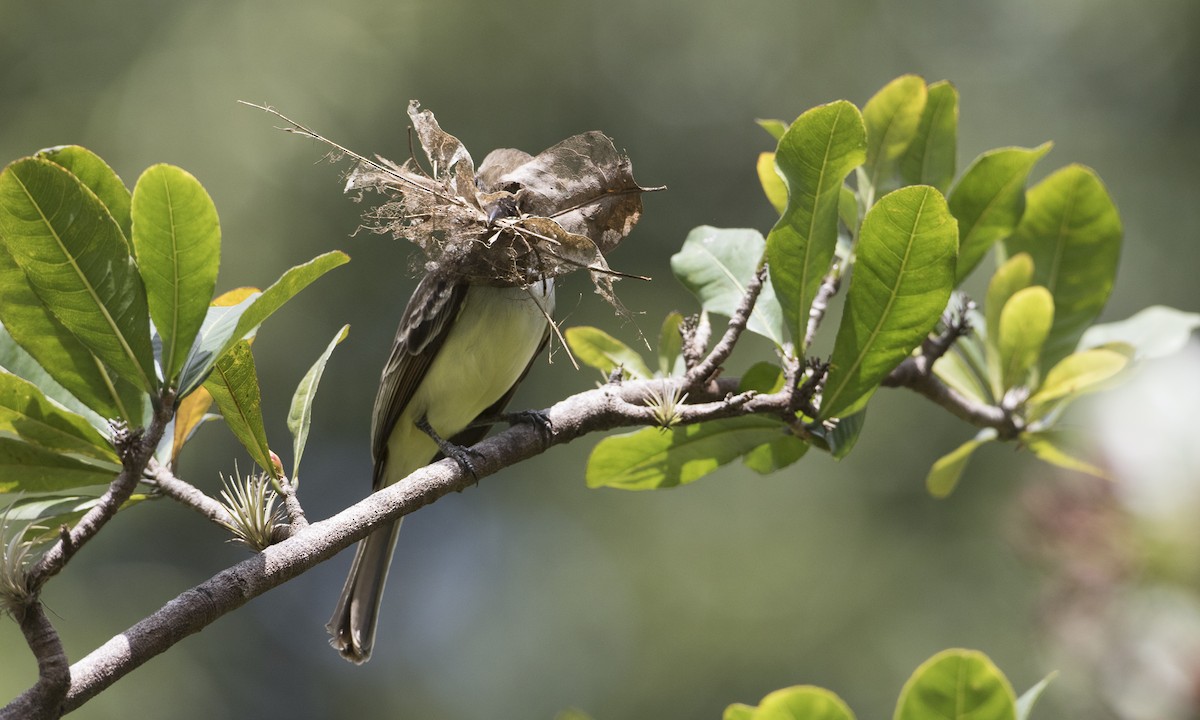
[
  {"x1": 723, "y1": 649, "x2": 1051, "y2": 720},
  {"x1": 0, "y1": 145, "x2": 346, "y2": 559},
  {"x1": 572, "y1": 75, "x2": 1199, "y2": 494}
]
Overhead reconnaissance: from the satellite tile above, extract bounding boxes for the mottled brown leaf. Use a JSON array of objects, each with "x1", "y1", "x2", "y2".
[{"x1": 334, "y1": 102, "x2": 658, "y2": 317}]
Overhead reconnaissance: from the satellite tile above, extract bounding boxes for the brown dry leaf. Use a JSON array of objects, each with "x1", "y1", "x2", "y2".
[
  {"x1": 485, "y1": 131, "x2": 648, "y2": 255},
  {"x1": 343, "y1": 101, "x2": 659, "y2": 310}
]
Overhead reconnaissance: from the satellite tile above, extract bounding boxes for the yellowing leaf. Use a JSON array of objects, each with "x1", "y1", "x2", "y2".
[{"x1": 1028, "y1": 348, "x2": 1129, "y2": 408}]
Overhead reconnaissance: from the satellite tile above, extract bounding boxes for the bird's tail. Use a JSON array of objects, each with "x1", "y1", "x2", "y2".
[{"x1": 327, "y1": 518, "x2": 403, "y2": 664}]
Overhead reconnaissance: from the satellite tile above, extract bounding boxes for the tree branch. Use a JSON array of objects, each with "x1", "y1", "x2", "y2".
[
  {"x1": 882, "y1": 317, "x2": 1023, "y2": 440},
  {"x1": 145, "y1": 460, "x2": 234, "y2": 528},
  {"x1": 2, "y1": 377, "x2": 762, "y2": 716},
  {"x1": 3, "y1": 306, "x2": 1021, "y2": 715},
  {"x1": 3, "y1": 602, "x2": 69, "y2": 720},
  {"x1": 274, "y1": 476, "x2": 309, "y2": 532},
  {"x1": 804, "y1": 264, "x2": 841, "y2": 351}
]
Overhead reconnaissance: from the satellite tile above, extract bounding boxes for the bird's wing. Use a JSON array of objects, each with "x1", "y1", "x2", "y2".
[{"x1": 370, "y1": 274, "x2": 467, "y2": 490}]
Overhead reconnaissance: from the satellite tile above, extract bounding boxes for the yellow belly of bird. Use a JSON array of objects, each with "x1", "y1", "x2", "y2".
[{"x1": 382, "y1": 282, "x2": 551, "y2": 486}]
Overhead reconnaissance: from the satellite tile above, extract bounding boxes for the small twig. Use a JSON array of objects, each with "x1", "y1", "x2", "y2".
[
  {"x1": 685, "y1": 263, "x2": 768, "y2": 388},
  {"x1": 145, "y1": 460, "x2": 234, "y2": 528},
  {"x1": 790, "y1": 357, "x2": 828, "y2": 419},
  {"x1": 237, "y1": 101, "x2": 470, "y2": 210},
  {"x1": 884, "y1": 361, "x2": 1021, "y2": 438},
  {"x1": 680, "y1": 314, "x2": 710, "y2": 372},
  {"x1": 804, "y1": 264, "x2": 842, "y2": 351},
  {"x1": 883, "y1": 340, "x2": 1022, "y2": 439},
  {"x1": 274, "y1": 477, "x2": 308, "y2": 533},
  {"x1": 920, "y1": 300, "x2": 973, "y2": 366}
]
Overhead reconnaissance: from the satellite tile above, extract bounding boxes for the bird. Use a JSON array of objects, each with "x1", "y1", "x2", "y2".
[{"x1": 327, "y1": 271, "x2": 555, "y2": 663}]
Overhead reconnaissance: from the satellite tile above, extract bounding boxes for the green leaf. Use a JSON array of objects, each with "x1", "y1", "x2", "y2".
[
  {"x1": 863, "y1": 74, "x2": 928, "y2": 196},
  {"x1": 822, "y1": 186, "x2": 957, "y2": 418},
  {"x1": 984, "y1": 254, "x2": 1034, "y2": 347},
  {"x1": 0, "y1": 438, "x2": 118, "y2": 493},
  {"x1": 178, "y1": 252, "x2": 347, "y2": 397},
  {"x1": 0, "y1": 325, "x2": 106, "y2": 431},
  {"x1": 1027, "y1": 347, "x2": 1129, "y2": 409},
  {"x1": 756, "y1": 118, "x2": 789, "y2": 141},
  {"x1": 982, "y1": 253, "x2": 1034, "y2": 397},
  {"x1": 724, "y1": 705, "x2": 756, "y2": 720},
  {"x1": 287, "y1": 324, "x2": 349, "y2": 479},
  {"x1": 826, "y1": 410, "x2": 866, "y2": 460},
  {"x1": 0, "y1": 256, "x2": 143, "y2": 426},
  {"x1": 177, "y1": 291, "x2": 261, "y2": 397},
  {"x1": 564, "y1": 326, "x2": 653, "y2": 380},
  {"x1": 131, "y1": 164, "x2": 222, "y2": 383},
  {"x1": 1, "y1": 493, "x2": 147, "y2": 539},
  {"x1": 766, "y1": 101, "x2": 867, "y2": 348},
  {"x1": 755, "y1": 686, "x2": 856, "y2": 720},
  {"x1": 948, "y1": 144, "x2": 1051, "y2": 283},
  {"x1": 933, "y1": 347, "x2": 991, "y2": 407},
  {"x1": 757, "y1": 152, "x2": 788, "y2": 215},
  {"x1": 657, "y1": 312, "x2": 685, "y2": 377},
  {"x1": 1005, "y1": 165, "x2": 1122, "y2": 370},
  {"x1": 996, "y1": 286, "x2": 1054, "y2": 391},
  {"x1": 671, "y1": 226, "x2": 785, "y2": 346},
  {"x1": 587, "y1": 416, "x2": 797, "y2": 490},
  {"x1": 1022, "y1": 430, "x2": 1107, "y2": 479},
  {"x1": 0, "y1": 371, "x2": 119, "y2": 468},
  {"x1": 203, "y1": 341, "x2": 276, "y2": 478},
  {"x1": 926, "y1": 428, "x2": 997, "y2": 498},
  {"x1": 1015, "y1": 673, "x2": 1056, "y2": 720},
  {"x1": 899, "y1": 80, "x2": 958, "y2": 193},
  {"x1": 1080, "y1": 305, "x2": 1200, "y2": 360},
  {"x1": 738, "y1": 362, "x2": 787, "y2": 393},
  {"x1": 894, "y1": 649, "x2": 1017, "y2": 720},
  {"x1": 36, "y1": 145, "x2": 132, "y2": 241},
  {"x1": 224, "y1": 251, "x2": 349, "y2": 360},
  {"x1": 0, "y1": 157, "x2": 157, "y2": 393},
  {"x1": 742, "y1": 433, "x2": 808, "y2": 474},
  {"x1": 735, "y1": 365, "x2": 808, "y2": 472}
]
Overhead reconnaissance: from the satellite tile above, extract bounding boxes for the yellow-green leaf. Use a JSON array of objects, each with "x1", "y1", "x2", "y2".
[
  {"x1": 996, "y1": 286, "x2": 1054, "y2": 391},
  {"x1": 926, "y1": 429, "x2": 997, "y2": 498},
  {"x1": 757, "y1": 152, "x2": 787, "y2": 215},
  {"x1": 1022, "y1": 431, "x2": 1108, "y2": 479},
  {"x1": 1028, "y1": 347, "x2": 1129, "y2": 408},
  {"x1": 894, "y1": 649, "x2": 1017, "y2": 720},
  {"x1": 564, "y1": 326, "x2": 653, "y2": 380}
]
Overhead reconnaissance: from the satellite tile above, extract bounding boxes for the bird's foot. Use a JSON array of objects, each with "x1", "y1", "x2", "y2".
[
  {"x1": 503, "y1": 409, "x2": 553, "y2": 442},
  {"x1": 416, "y1": 417, "x2": 483, "y2": 481}
]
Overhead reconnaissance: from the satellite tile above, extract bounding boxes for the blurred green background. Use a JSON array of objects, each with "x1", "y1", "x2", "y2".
[{"x1": 2, "y1": 1, "x2": 1198, "y2": 718}]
